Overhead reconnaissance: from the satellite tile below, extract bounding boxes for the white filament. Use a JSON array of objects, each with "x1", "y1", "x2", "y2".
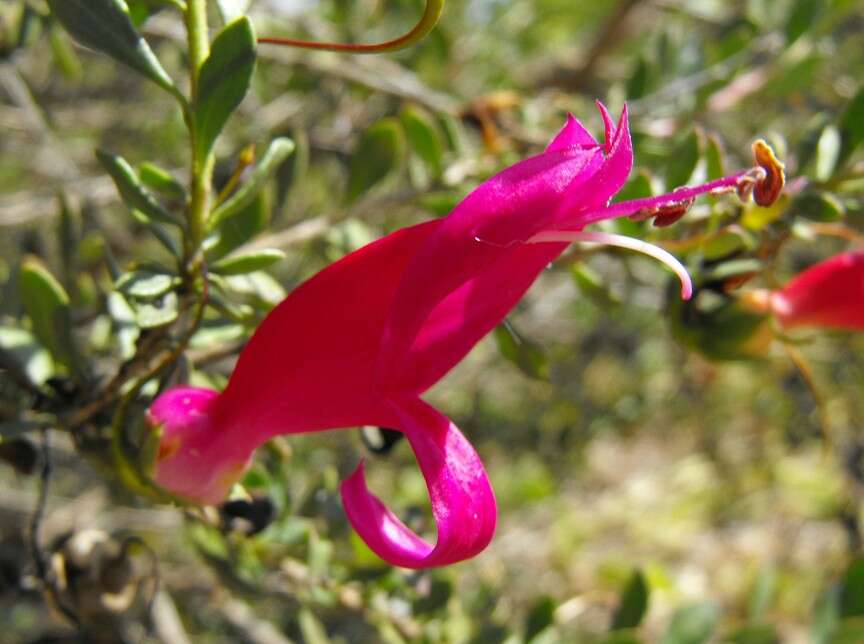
[{"x1": 530, "y1": 230, "x2": 693, "y2": 300}]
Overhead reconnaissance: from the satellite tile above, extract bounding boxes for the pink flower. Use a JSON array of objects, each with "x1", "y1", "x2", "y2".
[
  {"x1": 148, "y1": 103, "x2": 778, "y2": 568},
  {"x1": 767, "y1": 251, "x2": 864, "y2": 330}
]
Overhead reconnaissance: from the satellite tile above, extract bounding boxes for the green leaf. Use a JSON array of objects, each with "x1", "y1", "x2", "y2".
[
  {"x1": 138, "y1": 162, "x2": 186, "y2": 200},
  {"x1": 793, "y1": 191, "x2": 844, "y2": 222},
  {"x1": 346, "y1": 118, "x2": 405, "y2": 204},
  {"x1": 133, "y1": 291, "x2": 179, "y2": 328},
  {"x1": 724, "y1": 624, "x2": 779, "y2": 644},
  {"x1": 206, "y1": 196, "x2": 269, "y2": 261},
  {"x1": 840, "y1": 559, "x2": 864, "y2": 618},
  {"x1": 662, "y1": 603, "x2": 719, "y2": 644},
  {"x1": 210, "y1": 249, "x2": 286, "y2": 275},
  {"x1": 46, "y1": 0, "x2": 177, "y2": 95},
  {"x1": 702, "y1": 229, "x2": 754, "y2": 261},
  {"x1": 785, "y1": 0, "x2": 822, "y2": 45},
  {"x1": 838, "y1": 86, "x2": 864, "y2": 166},
  {"x1": 812, "y1": 588, "x2": 840, "y2": 644},
  {"x1": 666, "y1": 129, "x2": 701, "y2": 189},
  {"x1": 18, "y1": 257, "x2": 82, "y2": 378},
  {"x1": 208, "y1": 138, "x2": 294, "y2": 229},
  {"x1": 705, "y1": 135, "x2": 726, "y2": 181},
  {"x1": 612, "y1": 570, "x2": 650, "y2": 630},
  {"x1": 748, "y1": 567, "x2": 777, "y2": 623},
  {"x1": 401, "y1": 104, "x2": 445, "y2": 176},
  {"x1": 96, "y1": 150, "x2": 180, "y2": 225},
  {"x1": 298, "y1": 608, "x2": 331, "y2": 644},
  {"x1": 814, "y1": 125, "x2": 841, "y2": 181},
  {"x1": 194, "y1": 17, "x2": 256, "y2": 161},
  {"x1": 524, "y1": 595, "x2": 556, "y2": 642},
  {"x1": 115, "y1": 268, "x2": 179, "y2": 299},
  {"x1": 494, "y1": 320, "x2": 549, "y2": 380},
  {"x1": 49, "y1": 23, "x2": 82, "y2": 80},
  {"x1": 0, "y1": 326, "x2": 54, "y2": 386},
  {"x1": 572, "y1": 262, "x2": 621, "y2": 308}
]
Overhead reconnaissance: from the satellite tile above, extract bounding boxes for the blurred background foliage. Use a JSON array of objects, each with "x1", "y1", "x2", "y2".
[{"x1": 1, "y1": 0, "x2": 864, "y2": 642}]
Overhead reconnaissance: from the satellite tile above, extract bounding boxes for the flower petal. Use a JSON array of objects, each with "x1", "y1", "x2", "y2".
[
  {"x1": 772, "y1": 251, "x2": 864, "y2": 330},
  {"x1": 595, "y1": 100, "x2": 617, "y2": 153},
  {"x1": 219, "y1": 220, "x2": 439, "y2": 436},
  {"x1": 546, "y1": 113, "x2": 598, "y2": 152},
  {"x1": 551, "y1": 104, "x2": 633, "y2": 228},
  {"x1": 340, "y1": 397, "x2": 496, "y2": 568}
]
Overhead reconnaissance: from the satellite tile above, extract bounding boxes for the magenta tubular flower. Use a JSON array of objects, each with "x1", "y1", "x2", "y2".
[
  {"x1": 768, "y1": 251, "x2": 864, "y2": 330},
  {"x1": 148, "y1": 103, "x2": 778, "y2": 568}
]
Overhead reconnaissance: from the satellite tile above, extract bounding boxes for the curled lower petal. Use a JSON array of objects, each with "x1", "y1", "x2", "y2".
[
  {"x1": 340, "y1": 398, "x2": 496, "y2": 568},
  {"x1": 530, "y1": 230, "x2": 693, "y2": 300}
]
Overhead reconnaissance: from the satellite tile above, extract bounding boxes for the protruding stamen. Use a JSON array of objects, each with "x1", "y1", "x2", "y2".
[
  {"x1": 751, "y1": 140, "x2": 785, "y2": 206},
  {"x1": 529, "y1": 230, "x2": 693, "y2": 300}
]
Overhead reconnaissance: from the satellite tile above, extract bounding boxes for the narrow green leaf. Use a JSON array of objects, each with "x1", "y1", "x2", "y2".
[
  {"x1": 666, "y1": 129, "x2": 701, "y2": 188},
  {"x1": 702, "y1": 229, "x2": 752, "y2": 261},
  {"x1": 572, "y1": 262, "x2": 620, "y2": 308},
  {"x1": 298, "y1": 609, "x2": 331, "y2": 644},
  {"x1": 401, "y1": 104, "x2": 445, "y2": 176},
  {"x1": 838, "y1": 86, "x2": 864, "y2": 166},
  {"x1": 194, "y1": 17, "x2": 256, "y2": 160},
  {"x1": 116, "y1": 269, "x2": 179, "y2": 299},
  {"x1": 811, "y1": 588, "x2": 840, "y2": 644},
  {"x1": 138, "y1": 162, "x2": 186, "y2": 200},
  {"x1": 725, "y1": 624, "x2": 780, "y2": 644},
  {"x1": 206, "y1": 196, "x2": 269, "y2": 261},
  {"x1": 748, "y1": 567, "x2": 777, "y2": 622},
  {"x1": 705, "y1": 135, "x2": 726, "y2": 181},
  {"x1": 815, "y1": 125, "x2": 841, "y2": 181},
  {"x1": 612, "y1": 570, "x2": 650, "y2": 630},
  {"x1": 785, "y1": 0, "x2": 822, "y2": 44},
  {"x1": 524, "y1": 596, "x2": 556, "y2": 642},
  {"x1": 18, "y1": 257, "x2": 82, "y2": 378},
  {"x1": 494, "y1": 320, "x2": 549, "y2": 380},
  {"x1": 46, "y1": 0, "x2": 177, "y2": 95},
  {"x1": 49, "y1": 23, "x2": 82, "y2": 80},
  {"x1": 208, "y1": 138, "x2": 294, "y2": 229},
  {"x1": 840, "y1": 559, "x2": 864, "y2": 618},
  {"x1": 661, "y1": 603, "x2": 719, "y2": 644},
  {"x1": 346, "y1": 118, "x2": 405, "y2": 204},
  {"x1": 793, "y1": 191, "x2": 844, "y2": 222},
  {"x1": 210, "y1": 249, "x2": 286, "y2": 276},
  {"x1": 0, "y1": 326, "x2": 54, "y2": 386},
  {"x1": 133, "y1": 291, "x2": 179, "y2": 328},
  {"x1": 96, "y1": 150, "x2": 180, "y2": 225}
]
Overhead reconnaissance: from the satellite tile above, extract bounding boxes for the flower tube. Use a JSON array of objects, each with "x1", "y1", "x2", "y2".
[
  {"x1": 148, "y1": 103, "x2": 782, "y2": 567},
  {"x1": 757, "y1": 251, "x2": 864, "y2": 330}
]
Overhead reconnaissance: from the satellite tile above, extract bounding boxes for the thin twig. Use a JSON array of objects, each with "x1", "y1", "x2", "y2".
[
  {"x1": 782, "y1": 342, "x2": 834, "y2": 455},
  {"x1": 29, "y1": 429, "x2": 81, "y2": 625}
]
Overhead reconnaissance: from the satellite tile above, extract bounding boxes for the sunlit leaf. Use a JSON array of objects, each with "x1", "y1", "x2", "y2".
[
  {"x1": 46, "y1": 0, "x2": 177, "y2": 94},
  {"x1": 194, "y1": 17, "x2": 256, "y2": 160},
  {"x1": 210, "y1": 249, "x2": 286, "y2": 276},
  {"x1": 346, "y1": 118, "x2": 405, "y2": 204}
]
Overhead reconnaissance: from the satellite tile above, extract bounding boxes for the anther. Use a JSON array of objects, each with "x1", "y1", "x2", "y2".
[
  {"x1": 652, "y1": 198, "x2": 695, "y2": 228},
  {"x1": 751, "y1": 140, "x2": 785, "y2": 206}
]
